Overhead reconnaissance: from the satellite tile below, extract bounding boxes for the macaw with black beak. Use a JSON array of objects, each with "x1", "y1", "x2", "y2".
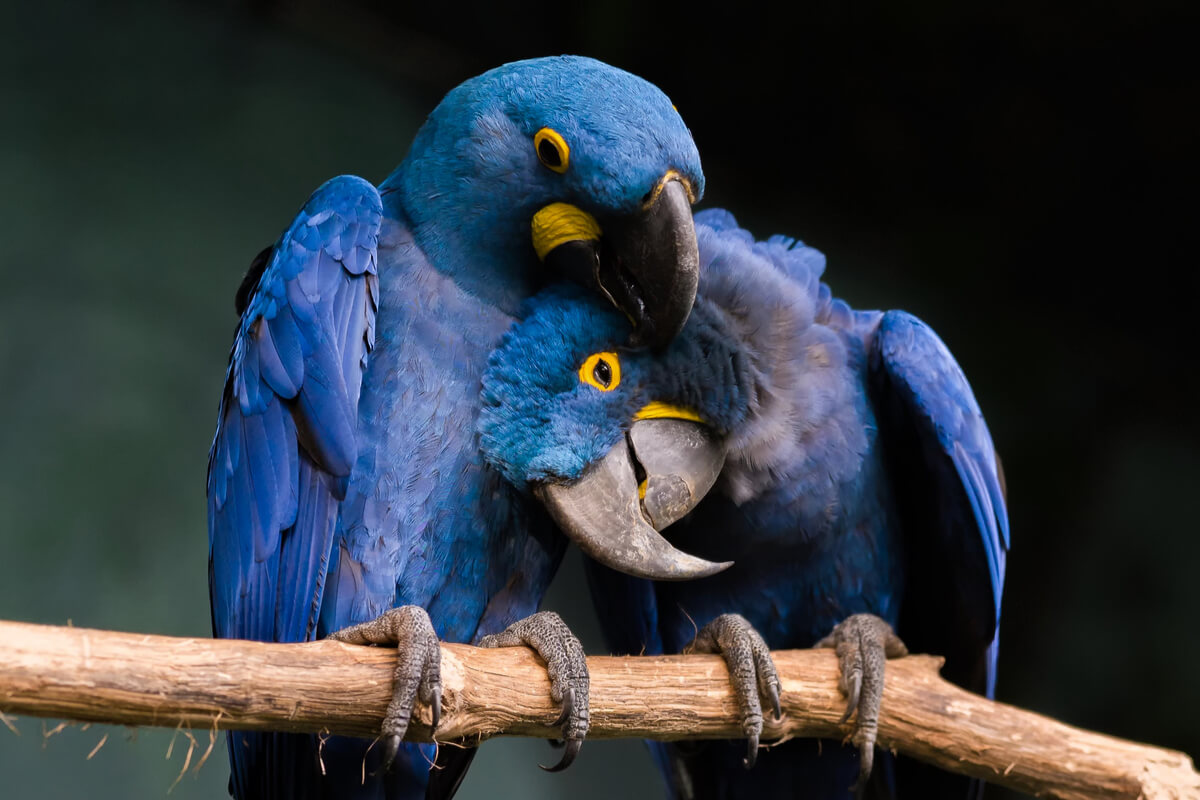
[{"x1": 207, "y1": 56, "x2": 715, "y2": 799}]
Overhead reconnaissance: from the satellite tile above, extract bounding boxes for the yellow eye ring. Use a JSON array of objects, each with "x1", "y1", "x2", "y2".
[
  {"x1": 534, "y1": 127, "x2": 570, "y2": 173},
  {"x1": 579, "y1": 352, "x2": 620, "y2": 391}
]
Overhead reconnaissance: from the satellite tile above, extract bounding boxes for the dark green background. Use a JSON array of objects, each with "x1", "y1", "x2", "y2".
[{"x1": 1, "y1": 1, "x2": 1195, "y2": 797}]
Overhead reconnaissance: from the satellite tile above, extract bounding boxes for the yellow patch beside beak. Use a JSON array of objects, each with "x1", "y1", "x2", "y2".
[
  {"x1": 634, "y1": 401, "x2": 704, "y2": 424},
  {"x1": 641, "y1": 170, "x2": 698, "y2": 210},
  {"x1": 531, "y1": 203, "x2": 602, "y2": 261}
]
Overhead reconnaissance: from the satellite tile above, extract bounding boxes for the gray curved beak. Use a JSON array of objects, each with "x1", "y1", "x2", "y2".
[{"x1": 535, "y1": 419, "x2": 730, "y2": 581}]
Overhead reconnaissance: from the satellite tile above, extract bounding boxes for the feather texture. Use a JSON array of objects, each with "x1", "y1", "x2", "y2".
[
  {"x1": 479, "y1": 211, "x2": 1010, "y2": 799},
  {"x1": 207, "y1": 175, "x2": 381, "y2": 798},
  {"x1": 207, "y1": 56, "x2": 707, "y2": 799}
]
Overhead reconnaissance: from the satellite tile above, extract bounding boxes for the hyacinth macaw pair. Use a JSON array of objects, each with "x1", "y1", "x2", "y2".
[{"x1": 207, "y1": 55, "x2": 1008, "y2": 800}]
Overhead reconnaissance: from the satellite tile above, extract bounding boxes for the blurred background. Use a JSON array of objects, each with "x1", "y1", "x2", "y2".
[{"x1": 1, "y1": 0, "x2": 1195, "y2": 797}]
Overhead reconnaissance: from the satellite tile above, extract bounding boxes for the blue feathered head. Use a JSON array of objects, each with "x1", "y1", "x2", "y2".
[
  {"x1": 386, "y1": 56, "x2": 706, "y2": 347},
  {"x1": 479, "y1": 281, "x2": 755, "y2": 581},
  {"x1": 479, "y1": 284, "x2": 754, "y2": 490}
]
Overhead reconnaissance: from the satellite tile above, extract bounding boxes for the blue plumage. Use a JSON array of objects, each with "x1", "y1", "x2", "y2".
[
  {"x1": 207, "y1": 57, "x2": 705, "y2": 799},
  {"x1": 208, "y1": 175, "x2": 381, "y2": 799},
  {"x1": 479, "y1": 208, "x2": 1009, "y2": 799}
]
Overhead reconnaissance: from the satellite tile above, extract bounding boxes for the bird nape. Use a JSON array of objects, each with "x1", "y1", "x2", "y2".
[
  {"x1": 478, "y1": 207, "x2": 1009, "y2": 800},
  {"x1": 206, "y1": 56, "x2": 714, "y2": 800}
]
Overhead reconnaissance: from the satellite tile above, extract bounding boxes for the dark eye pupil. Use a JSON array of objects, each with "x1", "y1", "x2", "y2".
[
  {"x1": 538, "y1": 138, "x2": 562, "y2": 167},
  {"x1": 593, "y1": 360, "x2": 612, "y2": 387}
]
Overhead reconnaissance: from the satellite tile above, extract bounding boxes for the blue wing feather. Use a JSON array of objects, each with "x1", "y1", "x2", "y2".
[
  {"x1": 869, "y1": 310, "x2": 1008, "y2": 696},
  {"x1": 206, "y1": 175, "x2": 382, "y2": 800}
]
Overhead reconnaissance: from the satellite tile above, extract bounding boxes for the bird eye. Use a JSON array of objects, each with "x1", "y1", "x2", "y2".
[
  {"x1": 534, "y1": 127, "x2": 570, "y2": 174},
  {"x1": 579, "y1": 352, "x2": 620, "y2": 392}
]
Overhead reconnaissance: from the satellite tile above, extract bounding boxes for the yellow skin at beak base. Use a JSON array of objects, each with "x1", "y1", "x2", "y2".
[
  {"x1": 531, "y1": 203, "x2": 602, "y2": 261},
  {"x1": 633, "y1": 401, "x2": 704, "y2": 424}
]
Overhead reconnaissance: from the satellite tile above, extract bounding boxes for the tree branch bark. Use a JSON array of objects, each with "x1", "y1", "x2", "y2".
[{"x1": 0, "y1": 620, "x2": 1194, "y2": 799}]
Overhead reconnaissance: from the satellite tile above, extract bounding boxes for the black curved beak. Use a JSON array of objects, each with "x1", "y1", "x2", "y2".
[
  {"x1": 540, "y1": 176, "x2": 699, "y2": 349},
  {"x1": 534, "y1": 418, "x2": 729, "y2": 581},
  {"x1": 601, "y1": 178, "x2": 700, "y2": 348}
]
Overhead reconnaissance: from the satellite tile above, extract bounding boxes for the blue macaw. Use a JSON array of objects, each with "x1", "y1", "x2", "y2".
[
  {"x1": 206, "y1": 56, "x2": 721, "y2": 800},
  {"x1": 478, "y1": 208, "x2": 1009, "y2": 799}
]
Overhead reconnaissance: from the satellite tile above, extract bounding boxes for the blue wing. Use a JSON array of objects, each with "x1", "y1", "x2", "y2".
[
  {"x1": 868, "y1": 310, "x2": 1008, "y2": 697},
  {"x1": 206, "y1": 175, "x2": 381, "y2": 798}
]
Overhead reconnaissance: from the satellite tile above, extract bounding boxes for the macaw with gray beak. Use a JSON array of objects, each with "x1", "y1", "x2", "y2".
[{"x1": 479, "y1": 208, "x2": 1009, "y2": 799}]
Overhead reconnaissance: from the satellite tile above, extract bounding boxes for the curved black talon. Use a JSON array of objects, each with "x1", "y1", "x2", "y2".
[
  {"x1": 327, "y1": 605, "x2": 443, "y2": 773},
  {"x1": 540, "y1": 737, "x2": 582, "y2": 772},
  {"x1": 478, "y1": 611, "x2": 590, "y2": 772},
  {"x1": 743, "y1": 732, "x2": 759, "y2": 769},
  {"x1": 551, "y1": 686, "x2": 575, "y2": 728},
  {"x1": 430, "y1": 687, "x2": 442, "y2": 732},
  {"x1": 683, "y1": 613, "x2": 782, "y2": 771},
  {"x1": 816, "y1": 613, "x2": 908, "y2": 790},
  {"x1": 382, "y1": 734, "x2": 402, "y2": 773}
]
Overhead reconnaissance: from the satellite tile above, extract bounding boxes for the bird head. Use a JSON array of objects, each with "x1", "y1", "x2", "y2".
[
  {"x1": 385, "y1": 56, "x2": 705, "y2": 347},
  {"x1": 479, "y1": 283, "x2": 755, "y2": 580}
]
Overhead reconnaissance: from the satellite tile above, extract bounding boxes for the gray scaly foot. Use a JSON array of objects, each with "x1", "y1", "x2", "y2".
[
  {"x1": 327, "y1": 605, "x2": 442, "y2": 771},
  {"x1": 816, "y1": 613, "x2": 908, "y2": 792},
  {"x1": 684, "y1": 613, "x2": 782, "y2": 769},
  {"x1": 478, "y1": 611, "x2": 590, "y2": 772}
]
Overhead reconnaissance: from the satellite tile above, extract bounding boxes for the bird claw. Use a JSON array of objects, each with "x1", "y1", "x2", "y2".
[
  {"x1": 683, "y1": 613, "x2": 782, "y2": 770},
  {"x1": 743, "y1": 731, "x2": 759, "y2": 769},
  {"x1": 551, "y1": 686, "x2": 574, "y2": 728},
  {"x1": 479, "y1": 611, "x2": 589, "y2": 772},
  {"x1": 382, "y1": 734, "x2": 402, "y2": 772},
  {"x1": 839, "y1": 668, "x2": 862, "y2": 725},
  {"x1": 539, "y1": 737, "x2": 582, "y2": 772},
  {"x1": 327, "y1": 605, "x2": 442, "y2": 773},
  {"x1": 816, "y1": 613, "x2": 908, "y2": 790}
]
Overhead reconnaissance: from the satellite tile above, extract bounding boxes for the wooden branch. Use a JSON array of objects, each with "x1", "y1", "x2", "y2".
[{"x1": 0, "y1": 621, "x2": 1195, "y2": 799}]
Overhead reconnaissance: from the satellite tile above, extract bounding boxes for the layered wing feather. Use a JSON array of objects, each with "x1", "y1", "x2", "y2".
[
  {"x1": 205, "y1": 175, "x2": 381, "y2": 799},
  {"x1": 868, "y1": 311, "x2": 1009, "y2": 696}
]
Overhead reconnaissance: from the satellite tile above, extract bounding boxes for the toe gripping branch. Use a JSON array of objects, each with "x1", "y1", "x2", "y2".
[
  {"x1": 684, "y1": 613, "x2": 782, "y2": 769},
  {"x1": 328, "y1": 607, "x2": 590, "y2": 775},
  {"x1": 816, "y1": 613, "x2": 909, "y2": 791},
  {"x1": 327, "y1": 605, "x2": 443, "y2": 771},
  {"x1": 478, "y1": 611, "x2": 590, "y2": 772}
]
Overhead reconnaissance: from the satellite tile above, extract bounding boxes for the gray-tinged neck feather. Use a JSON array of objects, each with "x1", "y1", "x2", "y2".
[{"x1": 694, "y1": 222, "x2": 869, "y2": 505}]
